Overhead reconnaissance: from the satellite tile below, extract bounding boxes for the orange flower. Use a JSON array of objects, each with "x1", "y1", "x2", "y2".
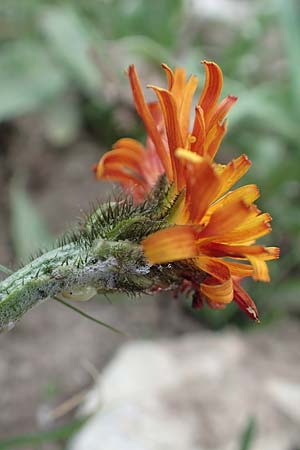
[{"x1": 95, "y1": 61, "x2": 279, "y2": 320}]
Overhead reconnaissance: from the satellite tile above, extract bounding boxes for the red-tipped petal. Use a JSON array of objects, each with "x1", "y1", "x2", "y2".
[
  {"x1": 233, "y1": 279, "x2": 259, "y2": 322},
  {"x1": 216, "y1": 154, "x2": 252, "y2": 198},
  {"x1": 208, "y1": 95, "x2": 238, "y2": 129}
]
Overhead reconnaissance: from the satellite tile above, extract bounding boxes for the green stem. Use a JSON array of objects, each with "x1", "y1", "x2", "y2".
[
  {"x1": 0, "y1": 238, "x2": 157, "y2": 331},
  {"x1": 0, "y1": 187, "x2": 182, "y2": 332}
]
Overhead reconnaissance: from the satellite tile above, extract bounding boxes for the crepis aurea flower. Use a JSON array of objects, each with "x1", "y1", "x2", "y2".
[
  {"x1": 95, "y1": 60, "x2": 279, "y2": 321},
  {"x1": 0, "y1": 60, "x2": 279, "y2": 332}
]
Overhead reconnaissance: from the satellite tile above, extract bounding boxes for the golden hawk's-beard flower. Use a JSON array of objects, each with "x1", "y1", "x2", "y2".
[{"x1": 95, "y1": 61, "x2": 279, "y2": 321}]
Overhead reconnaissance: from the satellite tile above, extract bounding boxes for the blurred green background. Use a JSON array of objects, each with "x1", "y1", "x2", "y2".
[{"x1": 0, "y1": 0, "x2": 300, "y2": 447}]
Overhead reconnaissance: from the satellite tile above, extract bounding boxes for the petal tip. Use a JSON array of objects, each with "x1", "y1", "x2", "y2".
[
  {"x1": 237, "y1": 154, "x2": 252, "y2": 166},
  {"x1": 201, "y1": 60, "x2": 218, "y2": 66}
]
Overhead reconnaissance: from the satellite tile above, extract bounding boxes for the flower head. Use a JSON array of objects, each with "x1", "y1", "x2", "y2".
[{"x1": 95, "y1": 61, "x2": 279, "y2": 321}]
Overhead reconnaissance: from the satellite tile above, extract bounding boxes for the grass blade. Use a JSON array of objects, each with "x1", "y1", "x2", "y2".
[
  {"x1": 54, "y1": 296, "x2": 127, "y2": 336},
  {"x1": 239, "y1": 417, "x2": 256, "y2": 450}
]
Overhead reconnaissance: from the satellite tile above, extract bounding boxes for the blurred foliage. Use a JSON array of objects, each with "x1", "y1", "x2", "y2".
[
  {"x1": 0, "y1": 0, "x2": 179, "y2": 144},
  {"x1": 0, "y1": 417, "x2": 87, "y2": 449},
  {"x1": 0, "y1": 0, "x2": 299, "y2": 326},
  {"x1": 0, "y1": 415, "x2": 256, "y2": 450},
  {"x1": 9, "y1": 178, "x2": 53, "y2": 260}
]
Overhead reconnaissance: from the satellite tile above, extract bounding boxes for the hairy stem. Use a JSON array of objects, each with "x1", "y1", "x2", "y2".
[
  {"x1": 0, "y1": 238, "x2": 164, "y2": 331},
  {"x1": 0, "y1": 185, "x2": 182, "y2": 332}
]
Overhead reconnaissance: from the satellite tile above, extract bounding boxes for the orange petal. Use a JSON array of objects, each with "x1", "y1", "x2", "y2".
[
  {"x1": 221, "y1": 260, "x2": 254, "y2": 278},
  {"x1": 199, "y1": 61, "x2": 223, "y2": 122},
  {"x1": 145, "y1": 102, "x2": 168, "y2": 177},
  {"x1": 113, "y1": 138, "x2": 145, "y2": 153},
  {"x1": 199, "y1": 199, "x2": 252, "y2": 238},
  {"x1": 149, "y1": 85, "x2": 184, "y2": 189},
  {"x1": 128, "y1": 65, "x2": 172, "y2": 180},
  {"x1": 216, "y1": 154, "x2": 252, "y2": 198},
  {"x1": 97, "y1": 137, "x2": 145, "y2": 181},
  {"x1": 161, "y1": 63, "x2": 174, "y2": 90},
  {"x1": 196, "y1": 257, "x2": 234, "y2": 306},
  {"x1": 262, "y1": 247, "x2": 280, "y2": 260},
  {"x1": 95, "y1": 150, "x2": 147, "y2": 188},
  {"x1": 199, "y1": 242, "x2": 278, "y2": 259},
  {"x1": 191, "y1": 106, "x2": 206, "y2": 155},
  {"x1": 235, "y1": 212, "x2": 271, "y2": 230},
  {"x1": 200, "y1": 277, "x2": 233, "y2": 304},
  {"x1": 233, "y1": 279, "x2": 259, "y2": 322},
  {"x1": 221, "y1": 224, "x2": 271, "y2": 243},
  {"x1": 96, "y1": 165, "x2": 145, "y2": 189},
  {"x1": 176, "y1": 155, "x2": 221, "y2": 223},
  {"x1": 245, "y1": 247, "x2": 279, "y2": 281},
  {"x1": 171, "y1": 67, "x2": 187, "y2": 103},
  {"x1": 147, "y1": 101, "x2": 164, "y2": 128},
  {"x1": 207, "y1": 184, "x2": 260, "y2": 216},
  {"x1": 247, "y1": 256, "x2": 270, "y2": 282},
  {"x1": 195, "y1": 256, "x2": 231, "y2": 282},
  {"x1": 179, "y1": 75, "x2": 198, "y2": 141},
  {"x1": 196, "y1": 256, "x2": 254, "y2": 279},
  {"x1": 211, "y1": 213, "x2": 272, "y2": 244},
  {"x1": 204, "y1": 121, "x2": 227, "y2": 159},
  {"x1": 208, "y1": 95, "x2": 238, "y2": 129},
  {"x1": 175, "y1": 148, "x2": 203, "y2": 163},
  {"x1": 149, "y1": 86, "x2": 183, "y2": 151},
  {"x1": 142, "y1": 226, "x2": 199, "y2": 264},
  {"x1": 100, "y1": 148, "x2": 143, "y2": 173}
]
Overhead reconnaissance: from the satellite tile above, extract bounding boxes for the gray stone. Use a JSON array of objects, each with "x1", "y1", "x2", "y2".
[{"x1": 69, "y1": 323, "x2": 300, "y2": 450}]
